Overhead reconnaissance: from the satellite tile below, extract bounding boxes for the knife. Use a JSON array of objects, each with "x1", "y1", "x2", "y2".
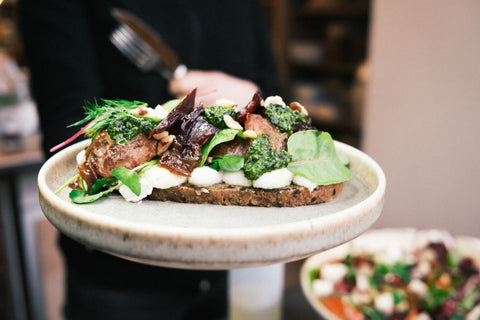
[{"x1": 110, "y1": 8, "x2": 187, "y2": 80}]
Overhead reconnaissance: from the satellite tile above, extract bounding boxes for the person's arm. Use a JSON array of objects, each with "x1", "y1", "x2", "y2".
[
  {"x1": 168, "y1": 70, "x2": 259, "y2": 107},
  {"x1": 18, "y1": 0, "x2": 102, "y2": 154}
]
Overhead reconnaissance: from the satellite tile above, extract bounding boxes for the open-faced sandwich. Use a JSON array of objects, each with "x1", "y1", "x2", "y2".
[{"x1": 55, "y1": 89, "x2": 351, "y2": 206}]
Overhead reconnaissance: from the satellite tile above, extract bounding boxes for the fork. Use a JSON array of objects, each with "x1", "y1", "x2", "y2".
[{"x1": 110, "y1": 24, "x2": 182, "y2": 80}]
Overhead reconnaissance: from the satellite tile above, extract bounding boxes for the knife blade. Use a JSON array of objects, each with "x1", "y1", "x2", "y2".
[{"x1": 111, "y1": 8, "x2": 187, "y2": 79}]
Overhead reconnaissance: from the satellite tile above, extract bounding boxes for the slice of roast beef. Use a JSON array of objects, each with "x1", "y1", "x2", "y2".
[
  {"x1": 244, "y1": 113, "x2": 288, "y2": 151},
  {"x1": 79, "y1": 130, "x2": 157, "y2": 190}
]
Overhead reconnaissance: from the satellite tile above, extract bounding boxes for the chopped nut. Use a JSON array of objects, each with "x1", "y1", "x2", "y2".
[
  {"x1": 243, "y1": 130, "x2": 258, "y2": 139},
  {"x1": 152, "y1": 131, "x2": 169, "y2": 141},
  {"x1": 435, "y1": 272, "x2": 451, "y2": 289},
  {"x1": 223, "y1": 114, "x2": 243, "y2": 130},
  {"x1": 156, "y1": 135, "x2": 175, "y2": 155},
  {"x1": 130, "y1": 106, "x2": 149, "y2": 116},
  {"x1": 289, "y1": 101, "x2": 309, "y2": 116}
]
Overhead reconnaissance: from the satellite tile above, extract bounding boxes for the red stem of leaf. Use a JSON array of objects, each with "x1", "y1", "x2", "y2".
[{"x1": 49, "y1": 120, "x2": 93, "y2": 153}]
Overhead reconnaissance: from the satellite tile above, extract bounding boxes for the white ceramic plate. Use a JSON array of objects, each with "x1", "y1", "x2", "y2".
[
  {"x1": 300, "y1": 228, "x2": 480, "y2": 319},
  {"x1": 38, "y1": 140, "x2": 385, "y2": 269}
]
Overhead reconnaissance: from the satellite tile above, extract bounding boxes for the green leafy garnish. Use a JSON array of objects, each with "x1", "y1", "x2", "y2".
[
  {"x1": 200, "y1": 128, "x2": 240, "y2": 166},
  {"x1": 69, "y1": 189, "x2": 109, "y2": 204},
  {"x1": 110, "y1": 167, "x2": 141, "y2": 196},
  {"x1": 162, "y1": 98, "x2": 183, "y2": 113},
  {"x1": 422, "y1": 287, "x2": 453, "y2": 312},
  {"x1": 69, "y1": 99, "x2": 161, "y2": 143},
  {"x1": 287, "y1": 130, "x2": 351, "y2": 185},
  {"x1": 308, "y1": 268, "x2": 319, "y2": 285},
  {"x1": 209, "y1": 154, "x2": 245, "y2": 172},
  {"x1": 90, "y1": 177, "x2": 117, "y2": 195}
]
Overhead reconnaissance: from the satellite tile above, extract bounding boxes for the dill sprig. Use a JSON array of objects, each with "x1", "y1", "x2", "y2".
[{"x1": 68, "y1": 99, "x2": 150, "y2": 139}]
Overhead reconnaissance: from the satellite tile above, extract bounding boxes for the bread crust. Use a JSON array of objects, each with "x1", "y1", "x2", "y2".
[{"x1": 148, "y1": 182, "x2": 343, "y2": 207}]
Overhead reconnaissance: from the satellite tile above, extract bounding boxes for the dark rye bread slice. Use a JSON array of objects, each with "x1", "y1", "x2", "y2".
[{"x1": 148, "y1": 182, "x2": 343, "y2": 207}]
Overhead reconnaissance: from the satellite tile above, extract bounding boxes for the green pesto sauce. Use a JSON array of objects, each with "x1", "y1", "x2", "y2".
[
  {"x1": 264, "y1": 103, "x2": 307, "y2": 134},
  {"x1": 244, "y1": 134, "x2": 291, "y2": 180},
  {"x1": 205, "y1": 105, "x2": 236, "y2": 129},
  {"x1": 107, "y1": 116, "x2": 156, "y2": 144}
]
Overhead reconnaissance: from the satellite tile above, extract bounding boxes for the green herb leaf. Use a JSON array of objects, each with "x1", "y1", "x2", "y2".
[
  {"x1": 69, "y1": 189, "x2": 107, "y2": 204},
  {"x1": 308, "y1": 268, "x2": 318, "y2": 285},
  {"x1": 110, "y1": 167, "x2": 141, "y2": 196},
  {"x1": 287, "y1": 130, "x2": 351, "y2": 185},
  {"x1": 218, "y1": 154, "x2": 245, "y2": 172},
  {"x1": 90, "y1": 177, "x2": 117, "y2": 195},
  {"x1": 162, "y1": 97, "x2": 183, "y2": 113},
  {"x1": 422, "y1": 287, "x2": 453, "y2": 312},
  {"x1": 200, "y1": 129, "x2": 240, "y2": 166}
]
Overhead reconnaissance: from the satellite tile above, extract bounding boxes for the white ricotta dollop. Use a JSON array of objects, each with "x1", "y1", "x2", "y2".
[
  {"x1": 253, "y1": 168, "x2": 293, "y2": 189},
  {"x1": 222, "y1": 170, "x2": 252, "y2": 187},
  {"x1": 76, "y1": 150, "x2": 86, "y2": 166},
  {"x1": 188, "y1": 166, "x2": 223, "y2": 187},
  {"x1": 293, "y1": 175, "x2": 317, "y2": 191},
  {"x1": 119, "y1": 176, "x2": 153, "y2": 202},
  {"x1": 144, "y1": 166, "x2": 187, "y2": 189}
]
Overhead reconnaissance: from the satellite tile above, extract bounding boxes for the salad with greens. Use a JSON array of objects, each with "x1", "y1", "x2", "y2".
[{"x1": 308, "y1": 232, "x2": 480, "y2": 320}]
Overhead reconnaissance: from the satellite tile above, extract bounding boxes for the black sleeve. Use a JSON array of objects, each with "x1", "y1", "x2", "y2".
[
  {"x1": 250, "y1": 0, "x2": 282, "y2": 97},
  {"x1": 18, "y1": 0, "x2": 103, "y2": 155}
]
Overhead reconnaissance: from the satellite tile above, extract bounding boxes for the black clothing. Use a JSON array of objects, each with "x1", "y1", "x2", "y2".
[
  {"x1": 19, "y1": 0, "x2": 279, "y2": 153},
  {"x1": 19, "y1": 1, "x2": 279, "y2": 319}
]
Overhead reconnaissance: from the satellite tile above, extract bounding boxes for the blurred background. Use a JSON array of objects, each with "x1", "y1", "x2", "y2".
[{"x1": 0, "y1": 0, "x2": 479, "y2": 319}]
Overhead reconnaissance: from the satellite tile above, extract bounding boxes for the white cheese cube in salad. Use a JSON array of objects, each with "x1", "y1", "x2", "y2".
[
  {"x1": 412, "y1": 313, "x2": 433, "y2": 320},
  {"x1": 222, "y1": 170, "x2": 252, "y2": 187},
  {"x1": 188, "y1": 166, "x2": 222, "y2": 187},
  {"x1": 466, "y1": 305, "x2": 480, "y2": 320},
  {"x1": 355, "y1": 273, "x2": 370, "y2": 292},
  {"x1": 144, "y1": 166, "x2": 187, "y2": 189},
  {"x1": 374, "y1": 292, "x2": 394, "y2": 315},
  {"x1": 407, "y1": 279, "x2": 429, "y2": 296},
  {"x1": 253, "y1": 168, "x2": 293, "y2": 189},
  {"x1": 320, "y1": 263, "x2": 348, "y2": 284},
  {"x1": 312, "y1": 279, "x2": 334, "y2": 298}
]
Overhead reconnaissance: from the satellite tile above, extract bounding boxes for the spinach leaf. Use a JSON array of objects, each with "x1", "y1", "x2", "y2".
[
  {"x1": 200, "y1": 129, "x2": 240, "y2": 166},
  {"x1": 218, "y1": 154, "x2": 245, "y2": 172},
  {"x1": 69, "y1": 189, "x2": 107, "y2": 204},
  {"x1": 111, "y1": 167, "x2": 141, "y2": 196},
  {"x1": 162, "y1": 98, "x2": 182, "y2": 113},
  {"x1": 287, "y1": 130, "x2": 351, "y2": 185}
]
